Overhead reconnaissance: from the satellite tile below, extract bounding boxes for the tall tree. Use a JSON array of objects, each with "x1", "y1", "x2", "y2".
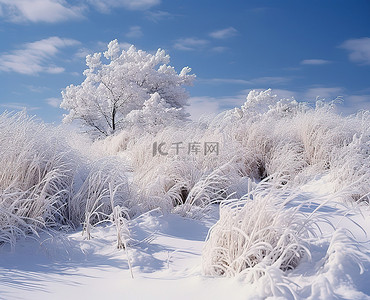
[{"x1": 61, "y1": 40, "x2": 195, "y2": 137}]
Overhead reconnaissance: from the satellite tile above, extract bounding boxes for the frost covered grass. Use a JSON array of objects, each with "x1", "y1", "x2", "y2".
[
  {"x1": 96, "y1": 89, "x2": 369, "y2": 209},
  {"x1": 202, "y1": 186, "x2": 314, "y2": 281},
  {"x1": 0, "y1": 112, "x2": 77, "y2": 247},
  {"x1": 0, "y1": 89, "x2": 369, "y2": 299},
  {"x1": 202, "y1": 184, "x2": 370, "y2": 298},
  {"x1": 0, "y1": 112, "x2": 131, "y2": 248},
  {"x1": 1, "y1": 90, "x2": 369, "y2": 247}
]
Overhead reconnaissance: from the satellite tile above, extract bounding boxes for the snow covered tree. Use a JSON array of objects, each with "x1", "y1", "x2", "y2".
[
  {"x1": 125, "y1": 92, "x2": 187, "y2": 133},
  {"x1": 60, "y1": 40, "x2": 195, "y2": 137}
]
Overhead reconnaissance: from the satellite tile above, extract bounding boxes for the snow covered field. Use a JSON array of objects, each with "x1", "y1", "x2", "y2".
[
  {"x1": 1, "y1": 181, "x2": 369, "y2": 300},
  {"x1": 0, "y1": 90, "x2": 369, "y2": 299}
]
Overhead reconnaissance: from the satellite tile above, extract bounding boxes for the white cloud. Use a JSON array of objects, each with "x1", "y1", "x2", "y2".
[
  {"x1": 340, "y1": 37, "x2": 370, "y2": 65},
  {"x1": 46, "y1": 97, "x2": 61, "y2": 108},
  {"x1": 211, "y1": 46, "x2": 229, "y2": 53},
  {"x1": 0, "y1": 0, "x2": 162, "y2": 23},
  {"x1": 301, "y1": 59, "x2": 331, "y2": 65},
  {"x1": 345, "y1": 95, "x2": 370, "y2": 111},
  {"x1": 187, "y1": 92, "x2": 248, "y2": 120},
  {"x1": 326, "y1": 94, "x2": 370, "y2": 115},
  {"x1": 46, "y1": 66, "x2": 65, "y2": 74},
  {"x1": 26, "y1": 85, "x2": 50, "y2": 93},
  {"x1": 75, "y1": 47, "x2": 92, "y2": 59},
  {"x1": 0, "y1": 0, "x2": 85, "y2": 23},
  {"x1": 0, "y1": 0, "x2": 161, "y2": 23},
  {"x1": 210, "y1": 27, "x2": 237, "y2": 39},
  {"x1": 126, "y1": 26, "x2": 143, "y2": 38},
  {"x1": 145, "y1": 10, "x2": 172, "y2": 22},
  {"x1": 87, "y1": 0, "x2": 160, "y2": 12},
  {"x1": 174, "y1": 38, "x2": 208, "y2": 51},
  {"x1": 201, "y1": 78, "x2": 251, "y2": 85},
  {"x1": 346, "y1": 95, "x2": 370, "y2": 105},
  {"x1": 249, "y1": 76, "x2": 291, "y2": 85},
  {"x1": 200, "y1": 76, "x2": 290, "y2": 86},
  {"x1": 0, "y1": 102, "x2": 39, "y2": 111},
  {"x1": 304, "y1": 87, "x2": 344, "y2": 100},
  {"x1": 186, "y1": 96, "x2": 220, "y2": 121},
  {"x1": 0, "y1": 36, "x2": 80, "y2": 75}
]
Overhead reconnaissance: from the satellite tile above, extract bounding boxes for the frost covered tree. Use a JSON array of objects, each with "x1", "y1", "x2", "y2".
[
  {"x1": 125, "y1": 92, "x2": 186, "y2": 133},
  {"x1": 60, "y1": 40, "x2": 195, "y2": 137}
]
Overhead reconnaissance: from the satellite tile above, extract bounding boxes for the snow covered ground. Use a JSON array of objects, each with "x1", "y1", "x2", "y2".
[{"x1": 1, "y1": 177, "x2": 369, "y2": 300}]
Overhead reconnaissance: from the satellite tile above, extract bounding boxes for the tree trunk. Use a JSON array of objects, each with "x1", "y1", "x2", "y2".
[{"x1": 112, "y1": 106, "x2": 116, "y2": 132}]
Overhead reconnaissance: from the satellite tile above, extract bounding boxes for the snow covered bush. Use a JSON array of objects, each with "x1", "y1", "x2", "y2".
[
  {"x1": 202, "y1": 186, "x2": 314, "y2": 281},
  {"x1": 211, "y1": 90, "x2": 370, "y2": 200},
  {"x1": 0, "y1": 112, "x2": 132, "y2": 247},
  {"x1": 326, "y1": 112, "x2": 370, "y2": 203},
  {"x1": 94, "y1": 88, "x2": 369, "y2": 210},
  {"x1": 0, "y1": 112, "x2": 78, "y2": 247},
  {"x1": 117, "y1": 121, "x2": 244, "y2": 216},
  {"x1": 70, "y1": 157, "x2": 132, "y2": 235},
  {"x1": 5, "y1": 85, "x2": 367, "y2": 249}
]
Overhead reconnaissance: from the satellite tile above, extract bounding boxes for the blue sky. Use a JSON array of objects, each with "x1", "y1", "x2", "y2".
[{"x1": 0, "y1": 0, "x2": 369, "y2": 123}]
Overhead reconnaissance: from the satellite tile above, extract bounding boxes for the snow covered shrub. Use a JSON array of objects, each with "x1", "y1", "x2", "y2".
[
  {"x1": 70, "y1": 157, "x2": 131, "y2": 237},
  {"x1": 293, "y1": 107, "x2": 354, "y2": 169},
  {"x1": 202, "y1": 187, "x2": 313, "y2": 282},
  {"x1": 135, "y1": 158, "x2": 202, "y2": 212},
  {"x1": 0, "y1": 111, "x2": 133, "y2": 246},
  {"x1": 326, "y1": 112, "x2": 370, "y2": 203},
  {"x1": 172, "y1": 162, "x2": 242, "y2": 217},
  {"x1": 240, "y1": 89, "x2": 278, "y2": 118},
  {"x1": 108, "y1": 183, "x2": 130, "y2": 249},
  {"x1": 0, "y1": 112, "x2": 79, "y2": 247},
  {"x1": 217, "y1": 90, "x2": 369, "y2": 198},
  {"x1": 212, "y1": 91, "x2": 310, "y2": 184},
  {"x1": 130, "y1": 155, "x2": 233, "y2": 215},
  {"x1": 120, "y1": 121, "x2": 246, "y2": 215},
  {"x1": 92, "y1": 87, "x2": 369, "y2": 219}
]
